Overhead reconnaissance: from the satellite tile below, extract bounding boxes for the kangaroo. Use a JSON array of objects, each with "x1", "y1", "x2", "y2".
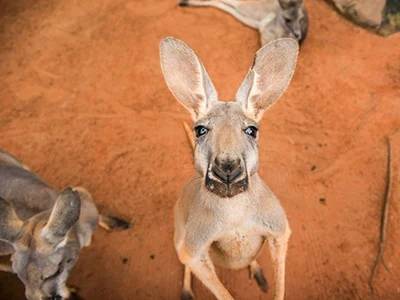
[
  {"x1": 159, "y1": 37, "x2": 298, "y2": 300},
  {"x1": 0, "y1": 149, "x2": 130, "y2": 300},
  {"x1": 179, "y1": 0, "x2": 308, "y2": 45}
]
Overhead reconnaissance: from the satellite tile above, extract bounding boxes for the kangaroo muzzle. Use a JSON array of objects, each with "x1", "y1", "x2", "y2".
[{"x1": 205, "y1": 157, "x2": 248, "y2": 198}]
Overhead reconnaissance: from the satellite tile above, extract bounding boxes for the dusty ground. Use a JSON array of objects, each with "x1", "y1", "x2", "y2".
[{"x1": 0, "y1": 0, "x2": 399, "y2": 299}]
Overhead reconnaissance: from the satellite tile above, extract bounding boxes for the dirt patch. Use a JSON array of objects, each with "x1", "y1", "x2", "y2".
[{"x1": 0, "y1": 0, "x2": 399, "y2": 299}]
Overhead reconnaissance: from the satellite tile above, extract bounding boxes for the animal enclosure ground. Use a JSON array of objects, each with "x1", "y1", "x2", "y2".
[{"x1": 0, "y1": 0, "x2": 399, "y2": 299}]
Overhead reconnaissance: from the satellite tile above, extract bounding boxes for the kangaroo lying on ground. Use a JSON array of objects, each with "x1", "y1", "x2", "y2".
[
  {"x1": 179, "y1": 0, "x2": 308, "y2": 45},
  {"x1": 160, "y1": 37, "x2": 298, "y2": 300},
  {"x1": 0, "y1": 149, "x2": 130, "y2": 300}
]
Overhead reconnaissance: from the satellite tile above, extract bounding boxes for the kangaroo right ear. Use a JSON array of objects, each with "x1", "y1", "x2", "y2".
[
  {"x1": 236, "y1": 38, "x2": 298, "y2": 122},
  {"x1": 0, "y1": 197, "x2": 23, "y2": 244},
  {"x1": 159, "y1": 37, "x2": 218, "y2": 120}
]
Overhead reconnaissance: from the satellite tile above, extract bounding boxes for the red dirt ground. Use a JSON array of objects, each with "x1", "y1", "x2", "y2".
[{"x1": 0, "y1": 0, "x2": 399, "y2": 299}]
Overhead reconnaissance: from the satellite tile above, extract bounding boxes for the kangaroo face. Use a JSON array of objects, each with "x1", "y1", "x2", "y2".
[
  {"x1": 0, "y1": 188, "x2": 82, "y2": 300},
  {"x1": 12, "y1": 220, "x2": 80, "y2": 300},
  {"x1": 160, "y1": 37, "x2": 298, "y2": 198},
  {"x1": 279, "y1": 0, "x2": 308, "y2": 43},
  {"x1": 193, "y1": 102, "x2": 259, "y2": 197}
]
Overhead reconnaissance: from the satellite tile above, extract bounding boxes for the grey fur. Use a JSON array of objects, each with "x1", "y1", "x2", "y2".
[
  {"x1": 179, "y1": 0, "x2": 308, "y2": 45},
  {"x1": 0, "y1": 150, "x2": 99, "y2": 300}
]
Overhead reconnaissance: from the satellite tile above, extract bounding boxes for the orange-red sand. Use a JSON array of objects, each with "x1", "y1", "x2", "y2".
[{"x1": 0, "y1": 0, "x2": 399, "y2": 299}]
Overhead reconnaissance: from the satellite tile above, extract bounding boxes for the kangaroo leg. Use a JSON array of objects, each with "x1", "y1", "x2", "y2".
[
  {"x1": 249, "y1": 260, "x2": 268, "y2": 293},
  {"x1": 181, "y1": 265, "x2": 194, "y2": 300},
  {"x1": 180, "y1": 0, "x2": 260, "y2": 28},
  {"x1": 189, "y1": 253, "x2": 234, "y2": 300},
  {"x1": 73, "y1": 186, "x2": 132, "y2": 232},
  {"x1": 98, "y1": 215, "x2": 131, "y2": 231},
  {"x1": 267, "y1": 228, "x2": 291, "y2": 300},
  {"x1": 0, "y1": 150, "x2": 30, "y2": 170}
]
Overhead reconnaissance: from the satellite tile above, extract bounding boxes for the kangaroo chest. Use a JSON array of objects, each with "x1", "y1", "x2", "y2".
[
  {"x1": 211, "y1": 227, "x2": 264, "y2": 269},
  {"x1": 197, "y1": 185, "x2": 272, "y2": 269},
  {"x1": 209, "y1": 205, "x2": 265, "y2": 269}
]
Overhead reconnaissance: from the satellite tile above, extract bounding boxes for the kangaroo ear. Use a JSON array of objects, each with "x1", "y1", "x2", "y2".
[
  {"x1": 41, "y1": 187, "x2": 81, "y2": 247},
  {"x1": 236, "y1": 38, "x2": 298, "y2": 122},
  {"x1": 71, "y1": 187, "x2": 99, "y2": 247},
  {"x1": 160, "y1": 37, "x2": 218, "y2": 120},
  {"x1": 0, "y1": 197, "x2": 23, "y2": 244}
]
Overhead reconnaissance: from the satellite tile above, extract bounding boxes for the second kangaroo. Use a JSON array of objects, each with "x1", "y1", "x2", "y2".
[
  {"x1": 0, "y1": 149, "x2": 130, "y2": 300},
  {"x1": 179, "y1": 0, "x2": 308, "y2": 45}
]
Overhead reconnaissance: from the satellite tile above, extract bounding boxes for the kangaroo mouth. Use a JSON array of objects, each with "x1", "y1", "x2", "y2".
[{"x1": 205, "y1": 164, "x2": 249, "y2": 198}]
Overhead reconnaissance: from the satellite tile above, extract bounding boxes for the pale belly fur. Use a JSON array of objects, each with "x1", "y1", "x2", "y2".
[{"x1": 209, "y1": 230, "x2": 265, "y2": 270}]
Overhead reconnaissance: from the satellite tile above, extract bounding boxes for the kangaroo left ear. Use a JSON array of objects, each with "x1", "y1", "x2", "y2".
[
  {"x1": 236, "y1": 38, "x2": 298, "y2": 122},
  {"x1": 41, "y1": 187, "x2": 81, "y2": 247},
  {"x1": 0, "y1": 197, "x2": 23, "y2": 244}
]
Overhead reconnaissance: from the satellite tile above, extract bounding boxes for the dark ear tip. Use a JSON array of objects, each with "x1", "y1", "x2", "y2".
[
  {"x1": 61, "y1": 186, "x2": 73, "y2": 194},
  {"x1": 59, "y1": 187, "x2": 81, "y2": 212},
  {"x1": 62, "y1": 187, "x2": 80, "y2": 198}
]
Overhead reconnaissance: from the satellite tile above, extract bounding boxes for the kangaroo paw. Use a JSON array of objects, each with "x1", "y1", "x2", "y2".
[
  {"x1": 249, "y1": 261, "x2": 269, "y2": 293},
  {"x1": 181, "y1": 289, "x2": 194, "y2": 300},
  {"x1": 99, "y1": 215, "x2": 132, "y2": 231},
  {"x1": 179, "y1": 0, "x2": 189, "y2": 7}
]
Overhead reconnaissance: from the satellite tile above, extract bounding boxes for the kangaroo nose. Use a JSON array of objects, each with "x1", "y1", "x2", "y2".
[{"x1": 211, "y1": 157, "x2": 242, "y2": 184}]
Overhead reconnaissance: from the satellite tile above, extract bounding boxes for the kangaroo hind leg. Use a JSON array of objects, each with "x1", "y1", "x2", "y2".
[
  {"x1": 249, "y1": 260, "x2": 269, "y2": 293},
  {"x1": 189, "y1": 253, "x2": 234, "y2": 300}
]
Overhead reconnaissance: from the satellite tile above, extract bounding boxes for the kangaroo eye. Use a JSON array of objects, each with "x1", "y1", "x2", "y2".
[
  {"x1": 194, "y1": 126, "x2": 209, "y2": 138},
  {"x1": 244, "y1": 126, "x2": 258, "y2": 138},
  {"x1": 284, "y1": 17, "x2": 292, "y2": 23}
]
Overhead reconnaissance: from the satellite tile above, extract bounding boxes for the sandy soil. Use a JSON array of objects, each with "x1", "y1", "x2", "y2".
[{"x1": 0, "y1": 0, "x2": 399, "y2": 299}]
